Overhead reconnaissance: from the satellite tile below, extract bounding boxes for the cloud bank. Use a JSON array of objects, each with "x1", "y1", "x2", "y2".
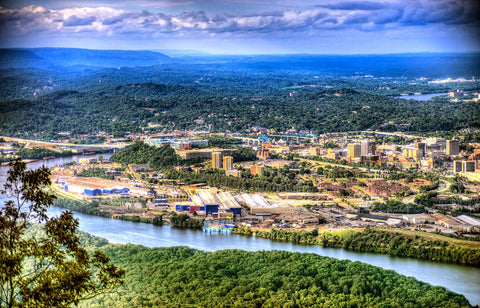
[{"x1": 0, "y1": 0, "x2": 478, "y2": 39}]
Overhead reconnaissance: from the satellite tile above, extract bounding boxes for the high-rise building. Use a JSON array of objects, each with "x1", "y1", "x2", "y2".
[
  {"x1": 212, "y1": 152, "x2": 222, "y2": 169},
  {"x1": 347, "y1": 144, "x2": 361, "y2": 159},
  {"x1": 223, "y1": 156, "x2": 233, "y2": 170},
  {"x1": 414, "y1": 141, "x2": 425, "y2": 157},
  {"x1": 446, "y1": 140, "x2": 460, "y2": 156},
  {"x1": 361, "y1": 140, "x2": 376, "y2": 156}
]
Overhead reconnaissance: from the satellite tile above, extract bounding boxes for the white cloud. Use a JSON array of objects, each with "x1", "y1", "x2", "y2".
[{"x1": 0, "y1": 1, "x2": 477, "y2": 40}]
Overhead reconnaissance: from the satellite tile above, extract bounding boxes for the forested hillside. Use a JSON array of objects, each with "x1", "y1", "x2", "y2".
[
  {"x1": 80, "y1": 245, "x2": 472, "y2": 307},
  {"x1": 1, "y1": 50, "x2": 479, "y2": 139},
  {"x1": 1, "y1": 85, "x2": 479, "y2": 139}
]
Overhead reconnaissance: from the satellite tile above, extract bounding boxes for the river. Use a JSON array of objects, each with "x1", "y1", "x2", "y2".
[
  {"x1": 1, "y1": 155, "x2": 479, "y2": 305},
  {"x1": 395, "y1": 92, "x2": 449, "y2": 101}
]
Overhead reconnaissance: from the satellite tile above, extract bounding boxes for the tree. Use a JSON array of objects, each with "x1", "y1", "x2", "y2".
[{"x1": 0, "y1": 160, "x2": 124, "y2": 308}]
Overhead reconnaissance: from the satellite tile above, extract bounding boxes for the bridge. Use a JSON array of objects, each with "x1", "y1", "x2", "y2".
[
  {"x1": 233, "y1": 134, "x2": 316, "y2": 146},
  {"x1": 1, "y1": 136, "x2": 129, "y2": 150}
]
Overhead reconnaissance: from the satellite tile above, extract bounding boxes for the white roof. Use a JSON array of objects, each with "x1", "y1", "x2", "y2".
[{"x1": 456, "y1": 215, "x2": 480, "y2": 227}]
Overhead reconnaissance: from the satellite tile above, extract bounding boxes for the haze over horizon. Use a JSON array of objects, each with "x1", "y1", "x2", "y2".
[{"x1": 0, "y1": 0, "x2": 479, "y2": 55}]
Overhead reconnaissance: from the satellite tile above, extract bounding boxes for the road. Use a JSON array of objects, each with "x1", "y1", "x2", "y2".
[{"x1": 1, "y1": 136, "x2": 129, "y2": 149}]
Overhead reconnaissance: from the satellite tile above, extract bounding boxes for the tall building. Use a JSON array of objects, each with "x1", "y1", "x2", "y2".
[
  {"x1": 250, "y1": 164, "x2": 265, "y2": 176},
  {"x1": 361, "y1": 140, "x2": 376, "y2": 156},
  {"x1": 347, "y1": 144, "x2": 361, "y2": 159},
  {"x1": 223, "y1": 156, "x2": 233, "y2": 170},
  {"x1": 414, "y1": 141, "x2": 425, "y2": 157},
  {"x1": 453, "y1": 160, "x2": 476, "y2": 173},
  {"x1": 446, "y1": 140, "x2": 460, "y2": 156},
  {"x1": 463, "y1": 161, "x2": 476, "y2": 172},
  {"x1": 212, "y1": 152, "x2": 222, "y2": 169},
  {"x1": 453, "y1": 161, "x2": 463, "y2": 173},
  {"x1": 256, "y1": 165, "x2": 265, "y2": 177}
]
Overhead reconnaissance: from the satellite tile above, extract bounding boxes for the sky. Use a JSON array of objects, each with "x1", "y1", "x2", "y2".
[{"x1": 0, "y1": 0, "x2": 479, "y2": 54}]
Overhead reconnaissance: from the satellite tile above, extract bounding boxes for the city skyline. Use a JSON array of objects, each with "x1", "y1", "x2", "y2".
[{"x1": 0, "y1": 0, "x2": 479, "y2": 54}]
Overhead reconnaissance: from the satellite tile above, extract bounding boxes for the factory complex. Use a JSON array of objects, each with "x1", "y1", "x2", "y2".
[
  {"x1": 60, "y1": 176, "x2": 151, "y2": 197},
  {"x1": 174, "y1": 189, "x2": 319, "y2": 226}
]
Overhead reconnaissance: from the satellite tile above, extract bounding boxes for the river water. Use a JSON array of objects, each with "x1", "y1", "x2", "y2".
[
  {"x1": 395, "y1": 92, "x2": 449, "y2": 101},
  {"x1": 1, "y1": 155, "x2": 479, "y2": 305}
]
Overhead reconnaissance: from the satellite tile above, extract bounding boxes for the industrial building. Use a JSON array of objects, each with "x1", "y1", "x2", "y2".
[
  {"x1": 216, "y1": 191, "x2": 242, "y2": 215},
  {"x1": 175, "y1": 190, "x2": 243, "y2": 217},
  {"x1": 61, "y1": 177, "x2": 149, "y2": 197},
  {"x1": 145, "y1": 136, "x2": 208, "y2": 149},
  {"x1": 237, "y1": 194, "x2": 294, "y2": 215}
]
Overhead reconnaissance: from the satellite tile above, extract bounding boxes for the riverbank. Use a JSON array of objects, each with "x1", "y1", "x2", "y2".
[
  {"x1": 52, "y1": 197, "x2": 204, "y2": 229},
  {"x1": 250, "y1": 227, "x2": 480, "y2": 267},
  {"x1": 53, "y1": 197, "x2": 166, "y2": 225},
  {"x1": 53, "y1": 195, "x2": 480, "y2": 267},
  {"x1": 45, "y1": 205, "x2": 480, "y2": 305}
]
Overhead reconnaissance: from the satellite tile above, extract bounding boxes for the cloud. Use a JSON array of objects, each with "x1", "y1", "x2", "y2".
[
  {"x1": 0, "y1": 0, "x2": 478, "y2": 40},
  {"x1": 317, "y1": 1, "x2": 386, "y2": 11},
  {"x1": 63, "y1": 15, "x2": 96, "y2": 26}
]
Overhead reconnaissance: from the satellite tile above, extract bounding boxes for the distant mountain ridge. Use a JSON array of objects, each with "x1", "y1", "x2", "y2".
[
  {"x1": 1, "y1": 48, "x2": 479, "y2": 78},
  {"x1": 0, "y1": 48, "x2": 171, "y2": 68}
]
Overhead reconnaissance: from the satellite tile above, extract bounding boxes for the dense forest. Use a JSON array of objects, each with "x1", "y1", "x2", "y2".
[
  {"x1": 110, "y1": 141, "x2": 180, "y2": 169},
  {"x1": 1, "y1": 86, "x2": 479, "y2": 139},
  {"x1": 1, "y1": 50, "x2": 479, "y2": 140},
  {"x1": 79, "y1": 244, "x2": 472, "y2": 307}
]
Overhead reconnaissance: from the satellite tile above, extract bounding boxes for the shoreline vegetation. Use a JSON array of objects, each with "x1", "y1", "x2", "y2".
[
  {"x1": 52, "y1": 197, "x2": 203, "y2": 229},
  {"x1": 53, "y1": 197, "x2": 480, "y2": 267}
]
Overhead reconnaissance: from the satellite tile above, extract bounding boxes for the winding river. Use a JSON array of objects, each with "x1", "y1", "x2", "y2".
[{"x1": 1, "y1": 155, "x2": 479, "y2": 305}]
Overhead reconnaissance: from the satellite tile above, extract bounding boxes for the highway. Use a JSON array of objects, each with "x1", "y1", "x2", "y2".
[{"x1": 1, "y1": 136, "x2": 129, "y2": 149}]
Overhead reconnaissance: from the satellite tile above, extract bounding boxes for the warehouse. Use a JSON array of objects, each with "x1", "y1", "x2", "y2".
[
  {"x1": 197, "y1": 190, "x2": 219, "y2": 216},
  {"x1": 62, "y1": 177, "x2": 147, "y2": 197},
  {"x1": 216, "y1": 191, "x2": 242, "y2": 216},
  {"x1": 238, "y1": 194, "x2": 294, "y2": 215}
]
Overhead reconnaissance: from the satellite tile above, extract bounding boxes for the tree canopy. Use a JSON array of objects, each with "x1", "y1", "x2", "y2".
[
  {"x1": 0, "y1": 160, "x2": 124, "y2": 307},
  {"x1": 80, "y1": 245, "x2": 472, "y2": 307}
]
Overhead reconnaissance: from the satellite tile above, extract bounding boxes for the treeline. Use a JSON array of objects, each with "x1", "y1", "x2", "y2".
[
  {"x1": 53, "y1": 197, "x2": 166, "y2": 226},
  {"x1": 76, "y1": 168, "x2": 114, "y2": 180},
  {"x1": 79, "y1": 245, "x2": 472, "y2": 307},
  {"x1": 110, "y1": 141, "x2": 180, "y2": 169},
  {"x1": 53, "y1": 197, "x2": 111, "y2": 218},
  {"x1": 253, "y1": 227, "x2": 480, "y2": 266},
  {"x1": 322, "y1": 228, "x2": 480, "y2": 266},
  {"x1": 17, "y1": 147, "x2": 75, "y2": 159},
  {"x1": 169, "y1": 212, "x2": 204, "y2": 229},
  {"x1": 317, "y1": 165, "x2": 372, "y2": 179},
  {"x1": 205, "y1": 136, "x2": 242, "y2": 148},
  {"x1": 415, "y1": 192, "x2": 480, "y2": 207},
  {"x1": 371, "y1": 200, "x2": 426, "y2": 214},
  {"x1": 116, "y1": 214, "x2": 164, "y2": 226},
  {"x1": 164, "y1": 168, "x2": 318, "y2": 192}
]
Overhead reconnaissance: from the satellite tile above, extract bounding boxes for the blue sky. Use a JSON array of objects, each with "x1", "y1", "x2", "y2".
[{"x1": 0, "y1": 0, "x2": 479, "y2": 54}]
